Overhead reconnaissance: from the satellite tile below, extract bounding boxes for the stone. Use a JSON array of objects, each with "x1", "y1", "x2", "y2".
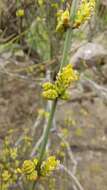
[{"x1": 70, "y1": 42, "x2": 107, "y2": 69}]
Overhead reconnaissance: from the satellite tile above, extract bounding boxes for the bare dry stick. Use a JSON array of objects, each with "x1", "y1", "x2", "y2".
[{"x1": 60, "y1": 164, "x2": 84, "y2": 190}]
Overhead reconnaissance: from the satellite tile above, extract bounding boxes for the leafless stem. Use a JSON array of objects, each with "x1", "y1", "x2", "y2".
[
  {"x1": 58, "y1": 133, "x2": 77, "y2": 175},
  {"x1": 60, "y1": 164, "x2": 84, "y2": 190}
]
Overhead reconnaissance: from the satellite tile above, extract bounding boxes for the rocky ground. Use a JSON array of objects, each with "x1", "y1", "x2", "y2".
[
  {"x1": 0, "y1": 32, "x2": 107, "y2": 189},
  {"x1": 55, "y1": 32, "x2": 107, "y2": 190}
]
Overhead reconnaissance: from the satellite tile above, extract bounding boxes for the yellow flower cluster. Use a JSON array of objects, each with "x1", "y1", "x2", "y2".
[
  {"x1": 56, "y1": 0, "x2": 95, "y2": 32},
  {"x1": 18, "y1": 156, "x2": 59, "y2": 181},
  {"x1": 38, "y1": 0, "x2": 44, "y2": 6},
  {"x1": 42, "y1": 64, "x2": 78, "y2": 100},
  {"x1": 38, "y1": 108, "x2": 49, "y2": 118},
  {"x1": 42, "y1": 82, "x2": 58, "y2": 100},
  {"x1": 3, "y1": 147, "x2": 18, "y2": 161},
  {"x1": 20, "y1": 159, "x2": 38, "y2": 181},
  {"x1": 51, "y1": 3, "x2": 59, "y2": 9},
  {"x1": 55, "y1": 64, "x2": 78, "y2": 93},
  {"x1": 73, "y1": 0, "x2": 96, "y2": 28},
  {"x1": 16, "y1": 9, "x2": 25, "y2": 17},
  {"x1": 56, "y1": 9, "x2": 70, "y2": 32},
  {"x1": 41, "y1": 156, "x2": 60, "y2": 176},
  {"x1": 10, "y1": 147, "x2": 18, "y2": 160},
  {"x1": 0, "y1": 138, "x2": 21, "y2": 190},
  {"x1": 2, "y1": 170, "x2": 11, "y2": 182}
]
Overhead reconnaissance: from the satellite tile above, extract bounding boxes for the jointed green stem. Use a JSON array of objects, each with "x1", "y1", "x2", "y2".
[{"x1": 37, "y1": 0, "x2": 78, "y2": 175}]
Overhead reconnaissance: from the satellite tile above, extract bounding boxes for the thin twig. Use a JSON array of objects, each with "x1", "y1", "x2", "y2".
[
  {"x1": 30, "y1": 101, "x2": 52, "y2": 157},
  {"x1": 57, "y1": 133, "x2": 78, "y2": 190},
  {"x1": 60, "y1": 164, "x2": 84, "y2": 190},
  {"x1": 15, "y1": 115, "x2": 42, "y2": 147},
  {"x1": 58, "y1": 133, "x2": 77, "y2": 175}
]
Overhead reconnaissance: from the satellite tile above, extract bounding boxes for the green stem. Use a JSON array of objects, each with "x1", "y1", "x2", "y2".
[
  {"x1": 31, "y1": 180, "x2": 38, "y2": 190},
  {"x1": 60, "y1": 0, "x2": 79, "y2": 69},
  {"x1": 37, "y1": 0, "x2": 78, "y2": 173},
  {"x1": 60, "y1": 29, "x2": 71, "y2": 69},
  {"x1": 38, "y1": 100, "x2": 57, "y2": 169}
]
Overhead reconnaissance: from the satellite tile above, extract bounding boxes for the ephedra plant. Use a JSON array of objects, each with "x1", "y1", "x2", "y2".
[{"x1": 0, "y1": 0, "x2": 96, "y2": 190}]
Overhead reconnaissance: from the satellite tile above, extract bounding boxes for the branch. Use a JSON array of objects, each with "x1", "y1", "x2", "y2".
[
  {"x1": 15, "y1": 114, "x2": 42, "y2": 147},
  {"x1": 57, "y1": 133, "x2": 77, "y2": 175},
  {"x1": 59, "y1": 164, "x2": 84, "y2": 190},
  {"x1": 30, "y1": 101, "x2": 52, "y2": 157}
]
